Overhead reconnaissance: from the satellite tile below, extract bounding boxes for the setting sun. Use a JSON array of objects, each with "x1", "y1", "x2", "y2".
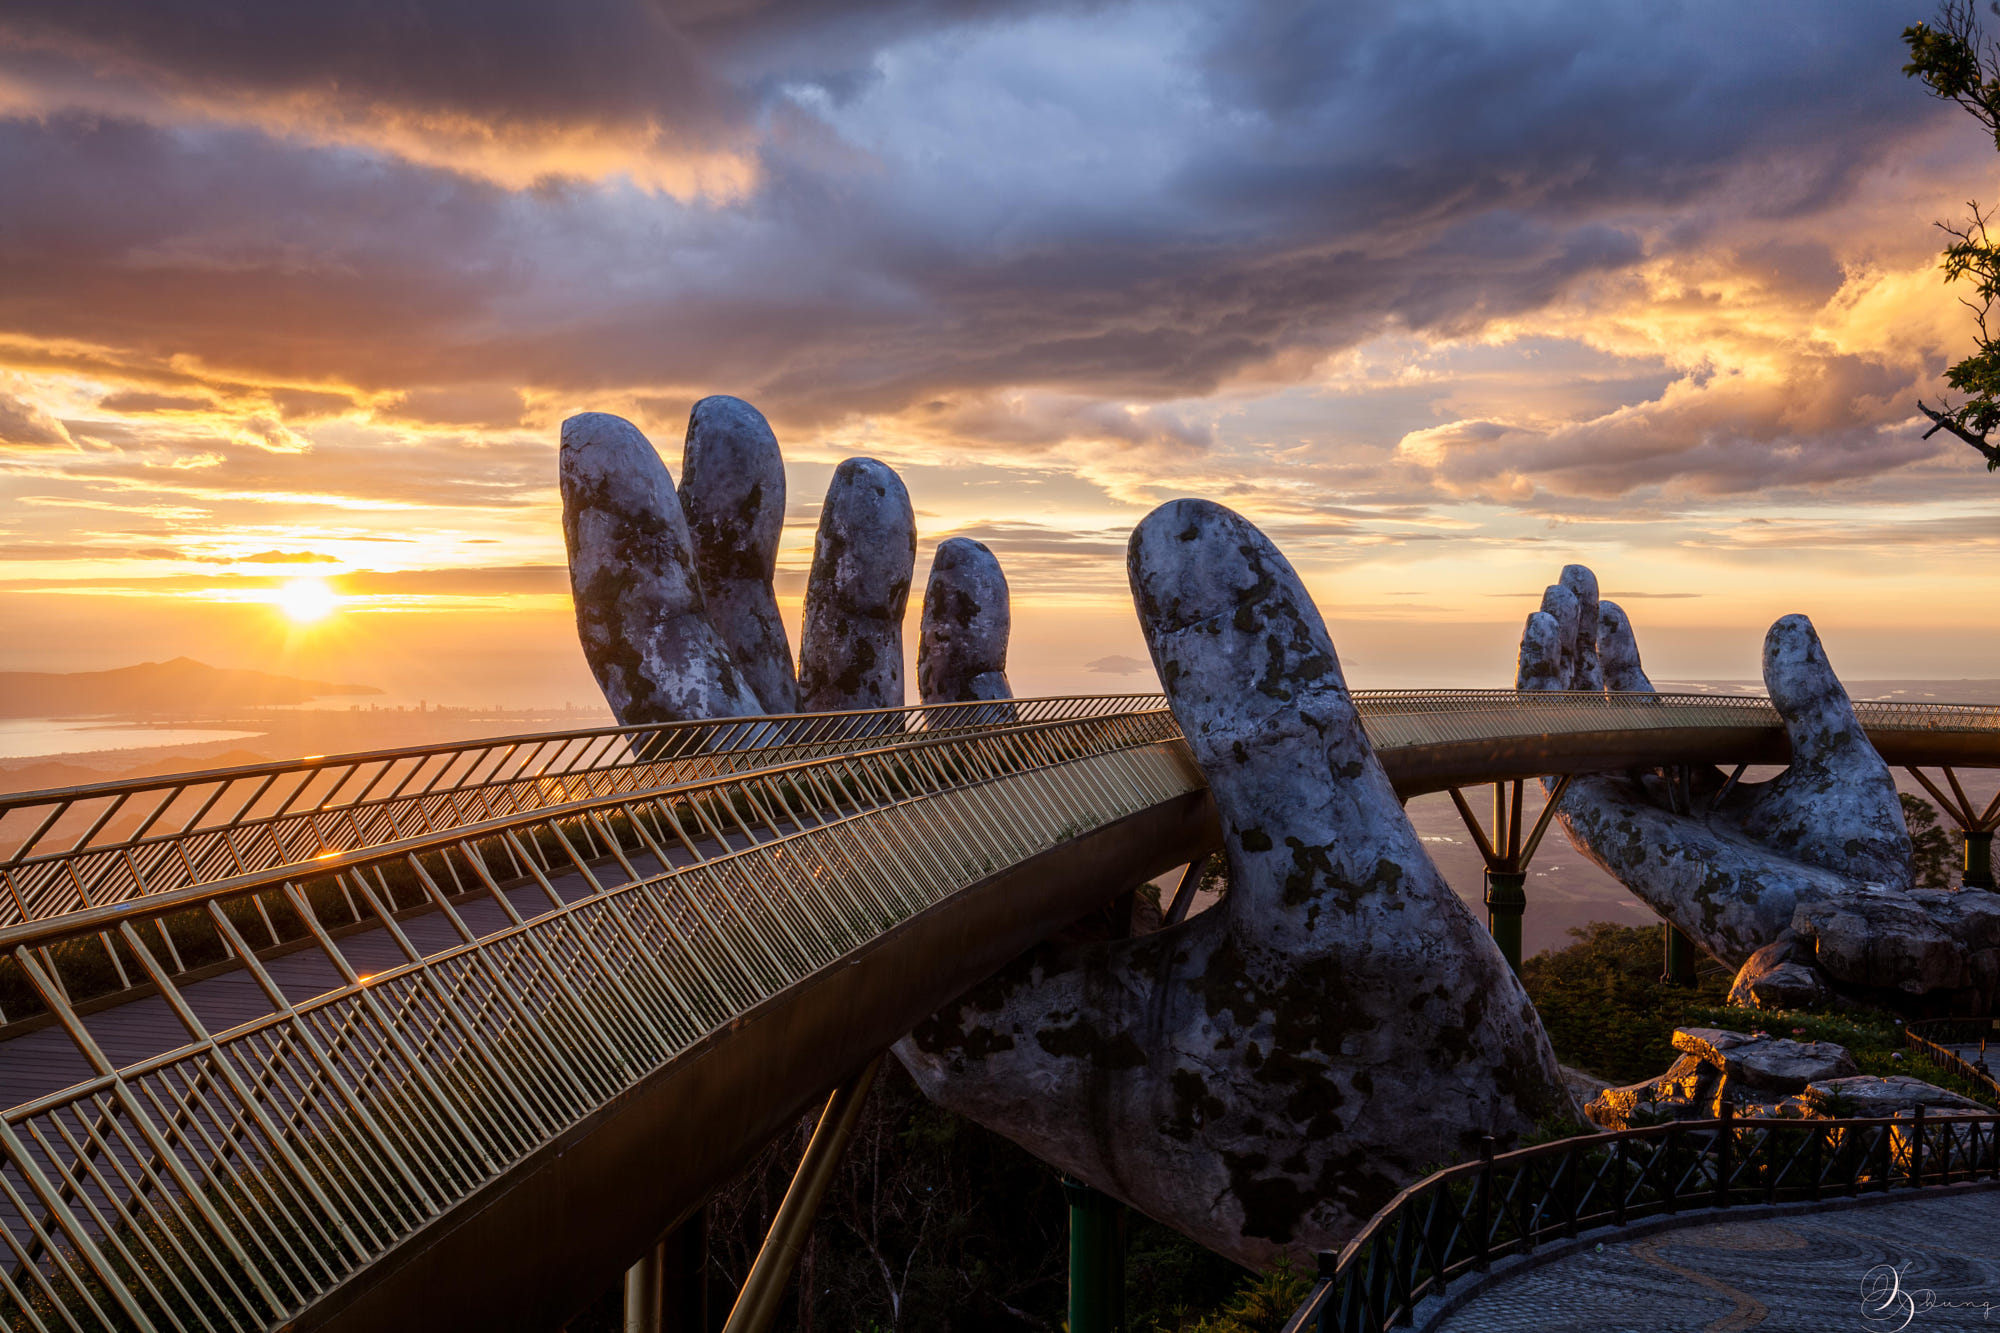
[{"x1": 275, "y1": 578, "x2": 339, "y2": 623}]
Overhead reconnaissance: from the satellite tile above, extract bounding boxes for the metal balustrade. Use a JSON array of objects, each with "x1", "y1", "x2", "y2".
[
  {"x1": 0, "y1": 696, "x2": 1167, "y2": 932},
  {"x1": 12, "y1": 690, "x2": 1999, "y2": 942},
  {"x1": 0, "y1": 709, "x2": 1201, "y2": 1332},
  {"x1": 1283, "y1": 1109, "x2": 2000, "y2": 1333}
]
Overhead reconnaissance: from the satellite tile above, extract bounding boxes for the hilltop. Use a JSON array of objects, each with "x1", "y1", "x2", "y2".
[{"x1": 0, "y1": 658, "x2": 381, "y2": 717}]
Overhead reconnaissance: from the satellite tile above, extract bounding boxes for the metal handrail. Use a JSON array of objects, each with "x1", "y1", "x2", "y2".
[
  {"x1": 12, "y1": 689, "x2": 2000, "y2": 938},
  {"x1": 1282, "y1": 1107, "x2": 2000, "y2": 1333},
  {"x1": 0, "y1": 696, "x2": 1167, "y2": 931},
  {"x1": 6, "y1": 688, "x2": 1998, "y2": 1019},
  {"x1": 0, "y1": 707, "x2": 1203, "y2": 1332}
]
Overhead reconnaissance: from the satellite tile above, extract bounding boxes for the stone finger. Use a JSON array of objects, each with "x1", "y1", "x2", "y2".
[
  {"x1": 1597, "y1": 600, "x2": 1653, "y2": 693},
  {"x1": 680, "y1": 395, "x2": 798, "y2": 713},
  {"x1": 1560, "y1": 564, "x2": 1603, "y2": 690},
  {"x1": 799, "y1": 457, "x2": 917, "y2": 714},
  {"x1": 918, "y1": 536, "x2": 1014, "y2": 724},
  {"x1": 559, "y1": 412, "x2": 763, "y2": 726},
  {"x1": 1739, "y1": 615, "x2": 1910, "y2": 886}
]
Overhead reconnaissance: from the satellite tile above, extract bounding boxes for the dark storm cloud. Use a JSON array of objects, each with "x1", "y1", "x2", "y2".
[
  {"x1": 0, "y1": 0, "x2": 1959, "y2": 498},
  {"x1": 0, "y1": 0, "x2": 1081, "y2": 147},
  {"x1": 1186, "y1": 2, "x2": 1920, "y2": 230}
]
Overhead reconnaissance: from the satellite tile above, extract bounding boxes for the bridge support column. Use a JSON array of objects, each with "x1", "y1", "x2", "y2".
[
  {"x1": 1447, "y1": 776, "x2": 1570, "y2": 976},
  {"x1": 1483, "y1": 871, "x2": 1526, "y2": 975},
  {"x1": 1064, "y1": 1177, "x2": 1126, "y2": 1333},
  {"x1": 1661, "y1": 923, "x2": 1698, "y2": 986},
  {"x1": 1967, "y1": 830, "x2": 1995, "y2": 890},
  {"x1": 625, "y1": 1247, "x2": 664, "y2": 1333},
  {"x1": 624, "y1": 1212, "x2": 709, "y2": 1333},
  {"x1": 1905, "y1": 766, "x2": 2000, "y2": 890},
  {"x1": 721, "y1": 1056, "x2": 881, "y2": 1333}
]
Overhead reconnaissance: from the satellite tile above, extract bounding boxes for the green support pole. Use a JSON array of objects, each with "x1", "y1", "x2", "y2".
[
  {"x1": 1064, "y1": 1178, "x2": 1125, "y2": 1333},
  {"x1": 1966, "y1": 830, "x2": 1995, "y2": 890},
  {"x1": 1662, "y1": 923, "x2": 1697, "y2": 986},
  {"x1": 1483, "y1": 870, "x2": 1526, "y2": 975}
]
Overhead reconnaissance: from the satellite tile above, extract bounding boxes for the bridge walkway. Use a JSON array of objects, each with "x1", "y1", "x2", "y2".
[{"x1": 1429, "y1": 1187, "x2": 2000, "y2": 1332}]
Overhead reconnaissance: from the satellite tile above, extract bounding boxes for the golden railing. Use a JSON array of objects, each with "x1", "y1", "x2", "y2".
[{"x1": 0, "y1": 708, "x2": 1199, "y2": 1332}]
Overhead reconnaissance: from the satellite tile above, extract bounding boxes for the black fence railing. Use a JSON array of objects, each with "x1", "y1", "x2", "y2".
[
  {"x1": 1906, "y1": 1017, "x2": 2000, "y2": 1100},
  {"x1": 1281, "y1": 1108, "x2": 2000, "y2": 1333}
]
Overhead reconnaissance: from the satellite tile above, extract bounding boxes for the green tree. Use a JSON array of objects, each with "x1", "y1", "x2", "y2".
[
  {"x1": 1905, "y1": 0, "x2": 2000, "y2": 469},
  {"x1": 1901, "y1": 791, "x2": 1959, "y2": 888}
]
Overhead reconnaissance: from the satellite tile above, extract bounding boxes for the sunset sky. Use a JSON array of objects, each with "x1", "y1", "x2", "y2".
[{"x1": 2, "y1": 1, "x2": 1996, "y2": 707}]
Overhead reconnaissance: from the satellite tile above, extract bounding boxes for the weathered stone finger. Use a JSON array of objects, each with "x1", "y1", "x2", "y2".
[
  {"x1": 798, "y1": 458, "x2": 916, "y2": 713},
  {"x1": 1739, "y1": 615, "x2": 1910, "y2": 887},
  {"x1": 1516, "y1": 610, "x2": 1564, "y2": 692},
  {"x1": 679, "y1": 395, "x2": 797, "y2": 713},
  {"x1": 1597, "y1": 600, "x2": 1653, "y2": 692},
  {"x1": 917, "y1": 537, "x2": 1013, "y2": 723},
  {"x1": 1560, "y1": 564, "x2": 1603, "y2": 690},
  {"x1": 559, "y1": 412, "x2": 763, "y2": 726},
  {"x1": 1538, "y1": 581, "x2": 1580, "y2": 687},
  {"x1": 1130, "y1": 499, "x2": 1432, "y2": 948}
]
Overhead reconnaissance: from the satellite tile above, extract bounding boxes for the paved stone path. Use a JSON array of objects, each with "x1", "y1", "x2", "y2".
[{"x1": 1435, "y1": 1190, "x2": 2000, "y2": 1332}]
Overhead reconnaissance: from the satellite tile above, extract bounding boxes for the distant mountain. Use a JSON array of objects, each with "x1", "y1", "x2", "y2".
[{"x1": 0, "y1": 658, "x2": 382, "y2": 717}]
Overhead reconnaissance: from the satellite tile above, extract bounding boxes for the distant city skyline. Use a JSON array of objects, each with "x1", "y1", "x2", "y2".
[{"x1": 1, "y1": 1, "x2": 1995, "y2": 706}]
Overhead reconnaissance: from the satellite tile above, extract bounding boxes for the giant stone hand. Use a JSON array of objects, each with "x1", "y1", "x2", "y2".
[
  {"x1": 1520, "y1": 572, "x2": 2000, "y2": 1009},
  {"x1": 896, "y1": 500, "x2": 1570, "y2": 1266}
]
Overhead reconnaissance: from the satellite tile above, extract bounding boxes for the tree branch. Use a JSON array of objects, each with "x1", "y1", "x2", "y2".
[{"x1": 1919, "y1": 399, "x2": 2000, "y2": 467}]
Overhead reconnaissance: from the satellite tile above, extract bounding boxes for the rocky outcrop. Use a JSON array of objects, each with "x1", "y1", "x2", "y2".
[
  {"x1": 679, "y1": 396, "x2": 797, "y2": 713},
  {"x1": 559, "y1": 412, "x2": 763, "y2": 726},
  {"x1": 1587, "y1": 1027, "x2": 1862, "y2": 1128},
  {"x1": 1518, "y1": 572, "x2": 2000, "y2": 1012},
  {"x1": 1727, "y1": 935, "x2": 1829, "y2": 1010},
  {"x1": 798, "y1": 458, "x2": 916, "y2": 714},
  {"x1": 896, "y1": 500, "x2": 1571, "y2": 1267},
  {"x1": 1806, "y1": 1075, "x2": 1990, "y2": 1117}
]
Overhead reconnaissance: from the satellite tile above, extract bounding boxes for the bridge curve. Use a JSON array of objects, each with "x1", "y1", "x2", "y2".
[{"x1": 0, "y1": 691, "x2": 1994, "y2": 1332}]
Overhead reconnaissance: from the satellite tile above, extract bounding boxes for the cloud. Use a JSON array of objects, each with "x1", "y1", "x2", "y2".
[
  {"x1": 0, "y1": 0, "x2": 1987, "y2": 631},
  {"x1": 0, "y1": 0, "x2": 1096, "y2": 195},
  {"x1": 0, "y1": 391, "x2": 74, "y2": 450},
  {"x1": 97, "y1": 391, "x2": 214, "y2": 413},
  {"x1": 0, "y1": 0, "x2": 1955, "y2": 435},
  {"x1": 379, "y1": 386, "x2": 528, "y2": 429},
  {"x1": 1393, "y1": 250, "x2": 1968, "y2": 500},
  {"x1": 234, "y1": 549, "x2": 337, "y2": 564}
]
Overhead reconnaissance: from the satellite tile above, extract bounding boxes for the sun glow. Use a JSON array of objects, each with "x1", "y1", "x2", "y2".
[{"x1": 275, "y1": 578, "x2": 339, "y2": 623}]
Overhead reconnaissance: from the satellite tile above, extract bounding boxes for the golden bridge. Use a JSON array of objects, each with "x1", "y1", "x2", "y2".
[{"x1": 0, "y1": 691, "x2": 1996, "y2": 1332}]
